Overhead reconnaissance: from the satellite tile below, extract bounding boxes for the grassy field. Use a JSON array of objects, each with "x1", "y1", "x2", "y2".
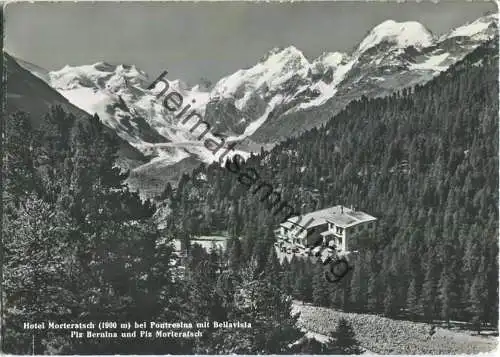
[{"x1": 292, "y1": 302, "x2": 497, "y2": 354}]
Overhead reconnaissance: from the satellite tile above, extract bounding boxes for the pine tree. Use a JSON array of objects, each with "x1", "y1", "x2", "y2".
[
  {"x1": 3, "y1": 196, "x2": 76, "y2": 354},
  {"x1": 280, "y1": 258, "x2": 293, "y2": 296},
  {"x1": 229, "y1": 235, "x2": 243, "y2": 272},
  {"x1": 405, "y1": 278, "x2": 421, "y2": 319},
  {"x1": 367, "y1": 274, "x2": 381, "y2": 313},
  {"x1": 468, "y1": 259, "x2": 487, "y2": 334},
  {"x1": 419, "y1": 255, "x2": 440, "y2": 322},
  {"x1": 201, "y1": 261, "x2": 304, "y2": 354},
  {"x1": 349, "y1": 256, "x2": 366, "y2": 311},
  {"x1": 326, "y1": 318, "x2": 363, "y2": 355},
  {"x1": 264, "y1": 246, "x2": 281, "y2": 286},
  {"x1": 3, "y1": 111, "x2": 41, "y2": 205},
  {"x1": 383, "y1": 283, "x2": 398, "y2": 317},
  {"x1": 312, "y1": 263, "x2": 329, "y2": 307},
  {"x1": 437, "y1": 265, "x2": 459, "y2": 326}
]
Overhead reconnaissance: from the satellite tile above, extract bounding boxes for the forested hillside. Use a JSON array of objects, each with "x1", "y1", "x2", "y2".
[
  {"x1": 160, "y1": 39, "x2": 499, "y2": 328},
  {"x1": 2, "y1": 108, "x2": 309, "y2": 354},
  {"x1": 3, "y1": 108, "x2": 164, "y2": 353}
]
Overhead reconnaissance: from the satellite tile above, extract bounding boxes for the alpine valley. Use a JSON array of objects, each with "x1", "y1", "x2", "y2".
[
  {"x1": 7, "y1": 13, "x2": 498, "y2": 198},
  {"x1": 4, "y1": 6, "x2": 499, "y2": 355}
]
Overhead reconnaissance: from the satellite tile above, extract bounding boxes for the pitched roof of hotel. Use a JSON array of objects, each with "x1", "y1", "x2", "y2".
[{"x1": 280, "y1": 205, "x2": 377, "y2": 229}]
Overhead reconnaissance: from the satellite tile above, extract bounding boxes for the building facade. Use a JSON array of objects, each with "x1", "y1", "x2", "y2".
[{"x1": 276, "y1": 205, "x2": 377, "y2": 253}]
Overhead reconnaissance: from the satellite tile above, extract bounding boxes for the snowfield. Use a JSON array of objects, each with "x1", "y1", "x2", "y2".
[
  {"x1": 410, "y1": 53, "x2": 450, "y2": 72},
  {"x1": 354, "y1": 20, "x2": 434, "y2": 56}
]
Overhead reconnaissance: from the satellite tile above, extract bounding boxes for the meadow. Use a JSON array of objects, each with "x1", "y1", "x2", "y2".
[{"x1": 292, "y1": 302, "x2": 497, "y2": 354}]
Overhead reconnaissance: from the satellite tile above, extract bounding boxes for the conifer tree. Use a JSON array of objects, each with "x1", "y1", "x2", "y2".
[
  {"x1": 264, "y1": 246, "x2": 281, "y2": 286},
  {"x1": 468, "y1": 260, "x2": 487, "y2": 334},
  {"x1": 437, "y1": 265, "x2": 460, "y2": 326},
  {"x1": 367, "y1": 274, "x2": 381, "y2": 313},
  {"x1": 419, "y1": 253, "x2": 440, "y2": 322},
  {"x1": 405, "y1": 278, "x2": 421, "y2": 319},
  {"x1": 228, "y1": 235, "x2": 243, "y2": 271},
  {"x1": 383, "y1": 283, "x2": 398, "y2": 317}
]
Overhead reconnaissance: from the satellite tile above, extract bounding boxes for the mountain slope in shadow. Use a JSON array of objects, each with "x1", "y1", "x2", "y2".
[{"x1": 4, "y1": 52, "x2": 147, "y2": 171}]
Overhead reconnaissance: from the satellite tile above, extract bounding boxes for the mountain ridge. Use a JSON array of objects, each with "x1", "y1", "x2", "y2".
[{"x1": 11, "y1": 13, "x2": 498, "y2": 197}]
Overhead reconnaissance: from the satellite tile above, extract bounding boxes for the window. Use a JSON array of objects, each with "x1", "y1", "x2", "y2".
[{"x1": 336, "y1": 227, "x2": 344, "y2": 235}]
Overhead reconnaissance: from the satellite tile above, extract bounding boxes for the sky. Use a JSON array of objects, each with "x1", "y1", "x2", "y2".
[{"x1": 4, "y1": 0, "x2": 498, "y2": 85}]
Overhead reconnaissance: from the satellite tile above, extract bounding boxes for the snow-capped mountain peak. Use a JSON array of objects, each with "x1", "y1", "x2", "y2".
[
  {"x1": 441, "y1": 13, "x2": 498, "y2": 41},
  {"x1": 355, "y1": 19, "x2": 434, "y2": 56},
  {"x1": 212, "y1": 45, "x2": 310, "y2": 99},
  {"x1": 260, "y1": 45, "x2": 308, "y2": 63},
  {"x1": 315, "y1": 51, "x2": 347, "y2": 68}
]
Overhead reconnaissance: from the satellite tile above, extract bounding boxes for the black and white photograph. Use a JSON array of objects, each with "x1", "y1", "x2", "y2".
[{"x1": 1, "y1": 0, "x2": 499, "y2": 354}]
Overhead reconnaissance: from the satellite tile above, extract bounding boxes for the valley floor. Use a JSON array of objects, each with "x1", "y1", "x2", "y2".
[{"x1": 292, "y1": 301, "x2": 498, "y2": 354}]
